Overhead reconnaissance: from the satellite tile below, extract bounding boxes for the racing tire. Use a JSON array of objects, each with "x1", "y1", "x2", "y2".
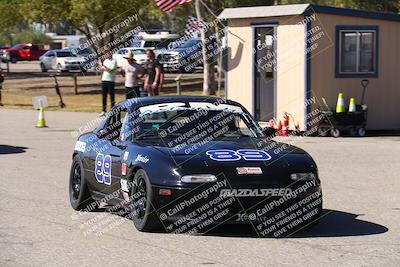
[
  {"x1": 330, "y1": 128, "x2": 340, "y2": 138},
  {"x1": 130, "y1": 169, "x2": 162, "y2": 232},
  {"x1": 40, "y1": 63, "x2": 47, "y2": 73},
  {"x1": 10, "y1": 56, "x2": 17, "y2": 63},
  {"x1": 69, "y1": 155, "x2": 99, "y2": 211}
]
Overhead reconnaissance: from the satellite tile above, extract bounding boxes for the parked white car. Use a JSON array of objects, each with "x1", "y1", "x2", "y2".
[
  {"x1": 114, "y1": 48, "x2": 147, "y2": 67},
  {"x1": 39, "y1": 50, "x2": 87, "y2": 72}
]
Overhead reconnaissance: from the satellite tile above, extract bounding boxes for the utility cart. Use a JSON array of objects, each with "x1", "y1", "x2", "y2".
[{"x1": 317, "y1": 80, "x2": 370, "y2": 138}]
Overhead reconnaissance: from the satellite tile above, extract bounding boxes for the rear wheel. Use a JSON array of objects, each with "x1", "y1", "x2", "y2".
[
  {"x1": 69, "y1": 155, "x2": 99, "y2": 211},
  {"x1": 130, "y1": 169, "x2": 161, "y2": 232}
]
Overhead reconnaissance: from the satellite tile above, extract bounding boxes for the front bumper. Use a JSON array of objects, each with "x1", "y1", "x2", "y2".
[
  {"x1": 64, "y1": 64, "x2": 86, "y2": 70},
  {"x1": 0, "y1": 53, "x2": 10, "y2": 61},
  {"x1": 151, "y1": 181, "x2": 322, "y2": 234},
  {"x1": 160, "y1": 60, "x2": 181, "y2": 70}
]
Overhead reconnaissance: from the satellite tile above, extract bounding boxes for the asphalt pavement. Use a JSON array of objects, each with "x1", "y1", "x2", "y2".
[{"x1": 0, "y1": 109, "x2": 399, "y2": 266}]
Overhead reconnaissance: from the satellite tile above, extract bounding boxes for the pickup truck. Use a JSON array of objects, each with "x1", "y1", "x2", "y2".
[{"x1": 0, "y1": 44, "x2": 47, "y2": 63}]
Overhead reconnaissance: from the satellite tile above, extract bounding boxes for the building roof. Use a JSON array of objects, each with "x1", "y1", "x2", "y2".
[
  {"x1": 218, "y1": 4, "x2": 400, "y2": 22},
  {"x1": 218, "y1": 4, "x2": 309, "y2": 19}
]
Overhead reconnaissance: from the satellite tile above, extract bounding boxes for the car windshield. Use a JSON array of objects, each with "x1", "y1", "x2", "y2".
[
  {"x1": 143, "y1": 40, "x2": 173, "y2": 49},
  {"x1": 76, "y1": 48, "x2": 92, "y2": 55},
  {"x1": 131, "y1": 49, "x2": 145, "y2": 55},
  {"x1": 129, "y1": 104, "x2": 263, "y2": 141},
  {"x1": 56, "y1": 51, "x2": 75, "y2": 57},
  {"x1": 178, "y1": 40, "x2": 201, "y2": 49}
]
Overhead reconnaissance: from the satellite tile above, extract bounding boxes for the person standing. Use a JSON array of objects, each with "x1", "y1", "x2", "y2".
[
  {"x1": 0, "y1": 69, "x2": 4, "y2": 106},
  {"x1": 100, "y1": 51, "x2": 117, "y2": 115},
  {"x1": 144, "y1": 49, "x2": 163, "y2": 96},
  {"x1": 122, "y1": 53, "x2": 145, "y2": 99}
]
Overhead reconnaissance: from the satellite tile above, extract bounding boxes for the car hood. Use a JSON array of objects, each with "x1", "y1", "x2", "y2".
[
  {"x1": 162, "y1": 48, "x2": 185, "y2": 55},
  {"x1": 150, "y1": 138, "x2": 314, "y2": 167},
  {"x1": 147, "y1": 138, "x2": 317, "y2": 187},
  {"x1": 60, "y1": 57, "x2": 84, "y2": 62}
]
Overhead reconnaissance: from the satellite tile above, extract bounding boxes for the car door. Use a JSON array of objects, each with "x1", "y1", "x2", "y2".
[
  {"x1": 21, "y1": 45, "x2": 30, "y2": 59},
  {"x1": 90, "y1": 107, "x2": 128, "y2": 197},
  {"x1": 43, "y1": 51, "x2": 55, "y2": 69},
  {"x1": 116, "y1": 48, "x2": 127, "y2": 67}
]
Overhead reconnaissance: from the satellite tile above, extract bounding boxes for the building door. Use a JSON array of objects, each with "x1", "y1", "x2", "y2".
[{"x1": 254, "y1": 27, "x2": 276, "y2": 121}]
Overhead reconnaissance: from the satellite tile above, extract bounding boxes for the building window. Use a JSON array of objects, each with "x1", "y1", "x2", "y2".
[{"x1": 336, "y1": 26, "x2": 378, "y2": 78}]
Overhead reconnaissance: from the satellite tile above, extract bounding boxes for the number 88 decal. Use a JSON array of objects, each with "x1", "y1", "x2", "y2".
[
  {"x1": 206, "y1": 149, "x2": 271, "y2": 161},
  {"x1": 95, "y1": 153, "x2": 112, "y2": 185}
]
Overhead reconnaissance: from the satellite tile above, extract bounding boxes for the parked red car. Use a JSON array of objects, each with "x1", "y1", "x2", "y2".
[{"x1": 0, "y1": 44, "x2": 47, "y2": 63}]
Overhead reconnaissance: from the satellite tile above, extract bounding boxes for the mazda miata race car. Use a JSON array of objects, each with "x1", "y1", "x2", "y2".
[{"x1": 69, "y1": 97, "x2": 322, "y2": 235}]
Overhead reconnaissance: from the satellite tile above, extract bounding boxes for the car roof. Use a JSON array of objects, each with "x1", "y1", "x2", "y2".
[{"x1": 50, "y1": 49, "x2": 72, "y2": 53}]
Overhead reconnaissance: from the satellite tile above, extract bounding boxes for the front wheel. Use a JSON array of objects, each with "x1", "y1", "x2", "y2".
[
  {"x1": 57, "y1": 63, "x2": 64, "y2": 72},
  {"x1": 69, "y1": 155, "x2": 99, "y2": 211},
  {"x1": 40, "y1": 63, "x2": 47, "y2": 72},
  {"x1": 130, "y1": 169, "x2": 161, "y2": 232}
]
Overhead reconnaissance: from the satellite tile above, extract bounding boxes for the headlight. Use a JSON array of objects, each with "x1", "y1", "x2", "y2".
[
  {"x1": 181, "y1": 174, "x2": 217, "y2": 183},
  {"x1": 290, "y1": 173, "x2": 316, "y2": 181}
]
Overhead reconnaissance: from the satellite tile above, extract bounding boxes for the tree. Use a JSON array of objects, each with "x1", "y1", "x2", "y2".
[
  {"x1": 23, "y1": 0, "x2": 149, "y2": 58},
  {"x1": 0, "y1": 0, "x2": 28, "y2": 46},
  {"x1": 12, "y1": 29, "x2": 52, "y2": 45}
]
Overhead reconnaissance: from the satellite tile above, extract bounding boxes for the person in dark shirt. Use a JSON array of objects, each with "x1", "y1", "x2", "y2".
[
  {"x1": 0, "y1": 69, "x2": 4, "y2": 106},
  {"x1": 144, "y1": 49, "x2": 164, "y2": 96}
]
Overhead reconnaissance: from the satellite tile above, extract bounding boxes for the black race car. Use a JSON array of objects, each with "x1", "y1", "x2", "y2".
[{"x1": 69, "y1": 96, "x2": 322, "y2": 235}]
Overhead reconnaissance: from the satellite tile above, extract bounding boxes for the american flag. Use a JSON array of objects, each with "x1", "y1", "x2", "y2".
[{"x1": 155, "y1": 0, "x2": 191, "y2": 13}]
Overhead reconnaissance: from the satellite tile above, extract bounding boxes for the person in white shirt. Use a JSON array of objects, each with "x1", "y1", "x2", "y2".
[
  {"x1": 121, "y1": 53, "x2": 145, "y2": 99},
  {"x1": 100, "y1": 52, "x2": 117, "y2": 114}
]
